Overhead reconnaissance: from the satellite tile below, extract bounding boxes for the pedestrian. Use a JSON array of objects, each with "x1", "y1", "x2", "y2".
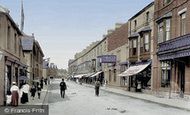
[
  {"x1": 37, "y1": 82, "x2": 41, "y2": 99},
  {"x1": 60, "y1": 79, "x2": 67, "y2": 98},
  {"x1": 95, "y1": 80, "x2": 100, "y2": 96},
  {"x1": 6, "y1": 91, "x2": 12, "y2": 106},
  {"x1": 44, "y1": 78, "x2": 47, "y2": 85},
  {"x1": 30, "y1": 83, "x2": 36, "y2": 100},
  {"x1": 40, "y1": 78, "x2": 44, "y2": 89},
  {"x1": 20, "y1": 82, "x2": 30, "y2": 104},
  {"x1": 10, "y1": 82, "x2": 19, "y2": 106}
]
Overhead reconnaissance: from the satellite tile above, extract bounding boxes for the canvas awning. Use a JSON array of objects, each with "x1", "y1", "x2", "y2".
[
  {"x1": 90, "y1": 71, "x2": 102, "y2": 78},
  {"x1": 74, "y1": 74, "x2": 87, "y2": 78},
  {"x1": 118, "y1": 62, "x2": 151, "y2": 77}
]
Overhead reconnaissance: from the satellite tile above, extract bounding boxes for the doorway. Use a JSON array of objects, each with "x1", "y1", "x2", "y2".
[{"x1": 178, "y1": 62, "x2": 185, "y2": 93}]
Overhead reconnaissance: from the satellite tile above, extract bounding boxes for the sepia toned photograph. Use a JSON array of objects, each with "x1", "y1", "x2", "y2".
[{"x1": 0, "y1": 0, "x2": 190, "y2": 115}]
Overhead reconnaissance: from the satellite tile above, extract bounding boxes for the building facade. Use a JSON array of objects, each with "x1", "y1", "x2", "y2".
[
  {"x1": 153, "y1": 0, "x2": 190, "y2": 96},
  {"x1": 105, "y1": 23, "x2": 129, "y2": 87},
  {"x1": 22, "y1": 34, "x2": 44, "y2": 82},
  {"x1": 0, "y1": 7, "x2": 27, "y2": 105},
  {"x1": 121, "y1": 2, "x2": 154, "y2": 91}
]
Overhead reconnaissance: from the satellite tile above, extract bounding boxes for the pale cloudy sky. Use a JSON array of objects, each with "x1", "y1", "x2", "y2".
[{"x1": 0, "y1": 0, "x2": 153, "y2": 69}]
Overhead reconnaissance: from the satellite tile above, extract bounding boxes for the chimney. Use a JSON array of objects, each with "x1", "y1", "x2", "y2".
[
  {"x1": 107, "y1": 29, "x2": 114, "y2": 35},
  {"x1": 115, "y1": 23, "x2": 123, "y2": 29}
]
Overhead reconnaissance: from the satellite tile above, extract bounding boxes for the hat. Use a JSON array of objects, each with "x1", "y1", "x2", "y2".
[{"x1": 12, "y1": 82, "x2": 16, "y2": 85}]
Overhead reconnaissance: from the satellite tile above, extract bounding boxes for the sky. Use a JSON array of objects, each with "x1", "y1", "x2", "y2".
[{"x1": 0, "y1": 0, "x2": 153, "y2": 69}]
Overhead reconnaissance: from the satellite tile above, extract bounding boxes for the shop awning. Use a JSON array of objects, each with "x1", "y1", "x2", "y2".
[
  {"x1": 74, "y1": 74, "x2": 87, "y2": 78},
  {"x1": 83, "y1": 73, "x2": 95, "y2": 78},
  {"x1": 90, "y1": 71, "x2": 102, "y2": 78},
  {"x1": 118, "y1": 62, "x2": 151, "y2": 77}
]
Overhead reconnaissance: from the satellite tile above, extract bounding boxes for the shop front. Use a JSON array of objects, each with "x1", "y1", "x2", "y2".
[
  {"x1": 158, "y1": 34, "x2": 190, "y2": 95},
  {"x1": 119, "y1": 61, "x2": 151, "y2": 92}
]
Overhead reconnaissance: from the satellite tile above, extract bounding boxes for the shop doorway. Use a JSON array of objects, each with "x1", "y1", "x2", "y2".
[{"x1": 178, "y1": 62, "x2": 185, "y2": 93}]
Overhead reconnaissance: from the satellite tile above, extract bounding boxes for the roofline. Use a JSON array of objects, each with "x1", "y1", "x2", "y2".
[
  {"x1": 0, "y1": 12, "x2": 22, "y2": 35},
  {"x1": 128, "y1": 1, "x2": 154, "y2": 21},
  {"x1": 69, "y1": 22, "x2": 129, "y2": 65}
]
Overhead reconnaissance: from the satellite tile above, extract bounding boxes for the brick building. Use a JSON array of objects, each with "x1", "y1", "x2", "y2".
[
  {"x1": 153, "y1": 0, "x2": 190, "y2": 96},
  {"x1": 106, "y1": 23, "x2": 129, "y2": 87}
]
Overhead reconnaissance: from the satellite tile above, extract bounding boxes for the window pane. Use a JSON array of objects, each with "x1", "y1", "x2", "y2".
[
  {"x1": 166, "y1": 19, "x2": 170, "y2": 31},
  {"x1": 145, "y1": 34, "x2": 149, "y2": 43},
  {"x1": 133, "y1": 39, "x2": 137, "y2": 48},
  {"x1": 158, "y1": 24, "x2": 164, "y2": 43},
  {"x1": 181, "y1": 13, "x2": 186, "y2": 35}
]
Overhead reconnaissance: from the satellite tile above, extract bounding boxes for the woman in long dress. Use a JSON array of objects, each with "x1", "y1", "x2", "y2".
[
  {"x1": 10, "y1": 82, "x2": 19, "y2": 106},
  {"x1": 21, "y1": 82, "x2": 30, "y2": 104}
]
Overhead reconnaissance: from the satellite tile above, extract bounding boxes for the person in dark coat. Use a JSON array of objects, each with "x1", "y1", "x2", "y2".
[
  {"x1": 30, "y1": 83, "x2": 36, "y2": 100},
  {"x1": 60, "y1": 79, "x2": 67, "y2": 98},
  {"x1": 95, "y1": 80, "x2": 100, "y2": 96},
  {"x1": 37, "y1": 82, "x2": 41, "y2": 99},
  {"x1": 20, "y1": 82, "x2": 30, "y2": 104},
  {"x1": 40, "y1": 78, "x2": 44, "y2": 89}
]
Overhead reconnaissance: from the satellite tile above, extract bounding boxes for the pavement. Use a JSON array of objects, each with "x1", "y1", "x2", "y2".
[
  {"x1": 80, "y1": 82, "x2": 190, "y2": 111},
  {"x1": 20, "y1": 84, "x2": 49, "y2": 105},
  {"x1": 20, "y1": 79, "x2": 190, "y2": 111}
]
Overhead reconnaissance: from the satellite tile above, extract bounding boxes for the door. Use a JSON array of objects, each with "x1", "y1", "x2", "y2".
[{"x1": 178, "y1": 62, "x2": 185, "y2": 93}]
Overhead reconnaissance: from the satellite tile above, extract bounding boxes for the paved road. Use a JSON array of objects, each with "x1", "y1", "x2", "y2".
[{"x1": 47, "y1": 79, "x2": 190, "y2": 115}]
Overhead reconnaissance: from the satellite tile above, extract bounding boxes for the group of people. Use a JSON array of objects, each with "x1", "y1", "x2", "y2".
[
  {"x1": 6, "y1": 77, "x2": 46, "y2": 106},
  {"x1": 6, "y1": 82, "x2": 30, "y2": 106}
]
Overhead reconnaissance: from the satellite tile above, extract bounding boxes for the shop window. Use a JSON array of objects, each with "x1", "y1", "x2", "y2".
[{"x1": 161, "y1": 62, "x2": 171, "y2": 87}]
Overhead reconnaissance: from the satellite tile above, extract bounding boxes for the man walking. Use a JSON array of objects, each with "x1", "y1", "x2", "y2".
[
  {"x1": 95, "y1": 80, "x2": 100, "y2": 96},
  {"x1": 60, "y1": 79, "x2": 67, "y2": 98}
]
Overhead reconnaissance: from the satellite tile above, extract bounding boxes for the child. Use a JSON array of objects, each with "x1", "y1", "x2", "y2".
[{"x1": 6, "y1": 91, "x2": 12, "y2": 106}]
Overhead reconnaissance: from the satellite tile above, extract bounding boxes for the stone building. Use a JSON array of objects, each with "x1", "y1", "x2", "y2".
[
  {"x1": 153, "y1": 0, "x2": 190, "y2": 96},
  {"x1": 22, "y1": 34, "x2": 44, "y2": 82},
  {"x1": 120, "y1": 2, "x2": 154, "y2": 91},
  {"x1": 0, "y1": 6, "x2": 27, "y2": 105}
]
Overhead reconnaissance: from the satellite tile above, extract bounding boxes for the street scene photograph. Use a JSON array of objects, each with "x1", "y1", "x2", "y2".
[{"x1": 0, "y1": 0, "x2": 190, "y2": 115}]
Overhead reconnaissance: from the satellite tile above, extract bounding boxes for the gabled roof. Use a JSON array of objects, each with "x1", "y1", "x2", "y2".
[{"x1": 0, "y1": 5, "x2": 22, "y2": 35}]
